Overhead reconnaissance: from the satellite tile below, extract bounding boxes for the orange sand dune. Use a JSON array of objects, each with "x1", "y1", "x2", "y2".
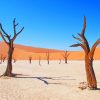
[{"x1": 0, "y1": 41, "x2": 100, "y2": 60}]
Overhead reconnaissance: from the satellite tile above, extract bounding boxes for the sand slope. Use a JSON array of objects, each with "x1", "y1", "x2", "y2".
[{"x1": 0, "y1": 41, "x2": 100, "y2": 60}]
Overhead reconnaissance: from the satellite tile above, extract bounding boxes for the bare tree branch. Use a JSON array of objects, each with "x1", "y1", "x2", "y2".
[
  {"x1": 16, "y1": 27, "x2": 24, "y2": 35},
  {"x1": 0, "y1": 23, "x2": 8, "y2": 35},
  {"x1": 63, "y1": 51, "x2": 70, "y2": 57},
  {"x1": 12, "y1": 18, "x2": 24, "y2": 41},
  {"x1": 0, "y1": 23, "x2": 11, "y2": 42},
  {"x1": 13, "y1": 18, "x2": 16, "y2": 35},
  {"x1": 89, "y1": 39, "x2": 100, "y2": 59},
  {"x1": 72, "y1": 35, "x2": 82, "y2": 42},
  {"x1": 0, "y1": 31, "x2": 9, "y2": 45},
  {"x1": 70, "y1": 43, "x2": 81, "y2": 47},
  {"x1": 13, "y1": 18, "x2": 19, "y2": 35},
  {"x1": 81, "y1": 16, "x2": 86, "y2": 36},
  {"x1": 70, "y1": 43, "x2": 87, "y2": 54},
  {"x1": 12, "y1": 27, "x2": 24, "y2": 41},
  {"x1": 67, "y1": 52, "x2": 70, "y2": 58},
  {"x1": 78, "y1": 16, "x2": 90, "y2": 52}
]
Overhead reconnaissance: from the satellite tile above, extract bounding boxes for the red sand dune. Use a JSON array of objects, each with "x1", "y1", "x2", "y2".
[{"x1": 0, "y1": 41, "x2": 100, "y2": 60}]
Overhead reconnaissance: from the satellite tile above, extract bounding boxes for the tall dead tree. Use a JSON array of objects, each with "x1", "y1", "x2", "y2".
[
  {"x1": 46, "y1": 50, "x2": 50, "y2": 64},
  {"x1": 63, "y1": 50, "x2": 70, "y2": 64},
  {"x1": 0, "y1": 18, "x2": 24, "y2": 77},
  {"x1": 70, "y1": 16, "x2": 100, "y2": 89}
]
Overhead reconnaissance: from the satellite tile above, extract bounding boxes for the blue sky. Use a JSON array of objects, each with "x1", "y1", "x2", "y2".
[{"x1": 0, "y1": 0, "x2": 100, "y2": 50}]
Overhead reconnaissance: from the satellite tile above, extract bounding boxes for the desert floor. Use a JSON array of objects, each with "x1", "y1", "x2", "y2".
[{"x1": 0, "y1": 60, "x2": 100, "y2": 100}]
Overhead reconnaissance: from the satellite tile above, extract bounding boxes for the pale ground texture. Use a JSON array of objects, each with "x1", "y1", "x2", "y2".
[{"x1": 0, "y1": 60, "x2": 100, "y2": 100}]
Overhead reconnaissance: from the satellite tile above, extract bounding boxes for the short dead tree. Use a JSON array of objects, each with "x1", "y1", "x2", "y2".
[
  {"x1": 0, "y1": 54, "x2": 3, "y2": 64},
  {"x1": 39, "y1": 56, "x2": 41, "y2": 66},
  {"x1": 59, "y1": 59, "x2": 61, "y2": 64},
  {"x1": 46, "y1": 50, "x2": 50, "y2": 64},
  {"x1": 63, "y1": 50, "x2": 70, "y2": 64},
  {"x1": 2, "y1": 56, "x2": 6, "y2": 62},
  {"x1": 29, "y1": 56, "x2": 32, "y2": 64},
  {"x1": 13, "y1": 58, "x2": 16, "y2": 63},
  {"x1": 0, "y1": 18, "x2": 24, "y2": 77},
  {"x1": 70, "y1": 16, "x2": 100, "y2": 90}
]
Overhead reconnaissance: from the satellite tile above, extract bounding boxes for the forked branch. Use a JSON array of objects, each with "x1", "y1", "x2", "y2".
[
  {"x1": 63, "y1": 51, "x2": 70, "y2": 58},
  {"x1": 71, "y1": 16, "x2": 90, "y2": 53},
  {"x1": 12, "y1": 18, "x2": 24, "y2": 41}
]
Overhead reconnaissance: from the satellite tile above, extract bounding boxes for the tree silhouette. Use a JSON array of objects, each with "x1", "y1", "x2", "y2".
[
  {"x1": 39, "y1": 56, "x2": 41, "y2": 66},
  {"x1": 2, "y1": 56, "x2": 6, "y2": 62},
  {"x1": 70, "y1": 16, "x2": 100, "y2": 89},
  {"x1": 59, "y1": 59, "x2": 61, "y2": 64},
  {"x1": 46, "y1": 50, "x2": 50, "y2": 64},
  {"x1": 29, "y1": 56, "x2": 32, "y2": 64},
  {"x1": 63, "y1": 50, "x2": 70, "y2": 64},
  {"x1": 0, "y1": 54, "x2": 3, "y2": 64},
  {"x1": 13, "y1": 58, "x2": 16, "y2": 63},
  {"x1": 0, "y1": 18, "x2": 24, "y2": 77}
]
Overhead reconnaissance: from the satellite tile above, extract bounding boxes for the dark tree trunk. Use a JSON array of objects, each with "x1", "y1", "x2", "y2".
[
  {"x1": 63, "y1": 51, "x2": 69, "y2": 64},
  {"x1": 39, "y1": 57, "x2": 41, "y2": 66},
  {"x1": 46, "y1": 50, "x2": 50, "y2": 65},
  {"x1": 59, "y1": 59, "x2": 61, "y2": 64},
  {"x1": 65, "y1": 57, "x2": 67, "y2": 64},
  {"x1": 0, "y1": 55, "x2": 3, "y2": 64},
  {"x1": 4, "y1": 44, "x2": 14, "y2": 77},
  {"x1": 29, "y1": 59, "x2": 31, "y2": 64},
  {"x1": 3, "y1": 57, "x2": 6, "y2": 62},
  {"x1": 29, "y1": 57, "x2": 32, "y2": 64},
  {"x1": 85, "y1": 56, "x2": 97, "y2": 89},
  {"x1": 48, "y1": 59, "x2": 49, "y2": 64},
  {"x1": 13, "y1": 59, "x2": 16, "y2": 63}
]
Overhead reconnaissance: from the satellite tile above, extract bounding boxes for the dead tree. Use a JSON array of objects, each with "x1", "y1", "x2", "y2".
[
  {"x1": 0, "y1": 18, "x2": 24, "y2": 77},
  {"x1": 29, "y1": 56, "x2": 32, "y2": 64},
  {"x1": 0, "y1": 54, "x2": 3, "y2": 64},
  {"x1": 70, "y1": 16, "x2": 100, "y2": 89},
  {"x1": 39, "y1": 56, "x2": 41, "y2": 66},
  {"x1": 59, "y1": 59, "x2": 61, "y2": 64},
  {"x1": 63, "y1": 50, "x2": 70, "y2": 64},
  {"x1": 2, "y1": 56, "x2": 6, "y2": 62},
  {"x1": 13, "y1": 59, "x2": 16, "y2": 63},
  {"x1": 46, "y1": 50, "x2": 50, "y2": 64}
]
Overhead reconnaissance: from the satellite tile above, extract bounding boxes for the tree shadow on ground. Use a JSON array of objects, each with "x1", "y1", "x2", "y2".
[
  {"x1": 14, "y1": 75, "x2": 100, "y2": 90},
  {"x1": 14, "y1": 75, "x2": 76, "y2": 85}
]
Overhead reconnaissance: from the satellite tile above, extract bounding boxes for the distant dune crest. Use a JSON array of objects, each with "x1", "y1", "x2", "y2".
[{"x1": 0, "y1": 41, "x2": 99, "y2": 60}]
